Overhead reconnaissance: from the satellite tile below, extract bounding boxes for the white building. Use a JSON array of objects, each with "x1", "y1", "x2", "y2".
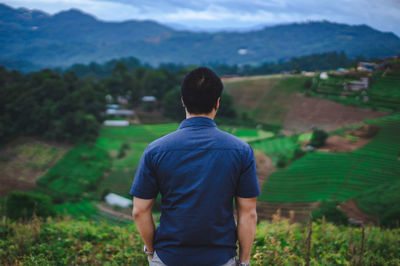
[
  {"x1": 142, "y1": 96, "x2": 157, "y2": 102},
  {"x1": 105, "y1": 193, "x2": 132, "y2": 208},
  {"x1": 320, "y1": 72, "x2": 329, "y2": 80},
  {"x1": 103, "y1": 120, "x2": 130, "y2": 126},
  {"x1": 106, "y1": 109, "x2": 134, "y2": 116},
  {"x1": 345, "y1": 77, "x2": 369, "y2": 91}
]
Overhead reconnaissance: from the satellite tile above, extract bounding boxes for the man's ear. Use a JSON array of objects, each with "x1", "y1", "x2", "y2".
[
  {"x1": 181, "y1": 97, "x2": 185, "y2": 107},
  {"x1": 215, "y1": 97, "x2": 221, "y2": 110}
]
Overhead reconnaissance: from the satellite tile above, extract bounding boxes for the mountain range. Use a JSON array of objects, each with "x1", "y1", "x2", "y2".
[{"x1": 1, "y1": 3, "x2": 400, "y2": 70}]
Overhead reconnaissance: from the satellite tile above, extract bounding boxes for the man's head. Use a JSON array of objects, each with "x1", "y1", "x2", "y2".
[{"x1": 181, "y1": 67, "x2": 223, "y2": 115}]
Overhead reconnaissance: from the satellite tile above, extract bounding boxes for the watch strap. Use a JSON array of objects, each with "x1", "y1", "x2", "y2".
[
  {"x1": 143, "y1": 245, "x2": 154, "y2": 256},
  {"x1": 235, "y1": 258, "x2": 250, "y2": 266}
]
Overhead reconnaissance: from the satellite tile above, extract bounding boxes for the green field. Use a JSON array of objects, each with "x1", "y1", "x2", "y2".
[
  {"x1": 259, "y1": 115, "x2": 400, "y2": 205},
  {"x1": 36, "y1": 144, "x2": 111, "y2": 202},
  {"x1": 95, "y1": 123, "x2": 272, "y2": 198},
  {"x1": 94, "y1": 123, "x2": 178, "y2": 197}
]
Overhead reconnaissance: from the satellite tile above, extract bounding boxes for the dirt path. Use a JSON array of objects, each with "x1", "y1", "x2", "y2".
[
  {"x1": 97, "y1": 203, "x2": 133, "y2": 221},
  {"x1": 254, "y1": 151, "x2": 274, "y2": 189},
  {"x1": 338, "y1": 199, "x2": 377, "y2": 225},
  {"x1": 222, "y1": 74, "x2": 286, "y2": 83},
  {"x1": 317, "y1": 135, "x2": 373, "y2": 153}
]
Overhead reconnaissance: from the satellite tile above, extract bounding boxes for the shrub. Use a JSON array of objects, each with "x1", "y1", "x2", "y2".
[
  {"x1": 293, "y1": 148, "x2": 306, "y2": 160},
  {"x1": 381, "y1": 208, "x2": 400, "y2": 228},
  {"x1": 117, "y1": 148, "x2": 126, "y2": 159},
  {"x1": 309, "y1": 129, "x2": 328, "y2": 148},
  {"x1": 303, "y1": 78, "x2": 313, "y2": 90},
  {"x1": 276, "y1": 155, "x2": 287, "y2": 168},
  {"x1": 312, "y1": 200, "x2": 348, "y2": 225},
  {"x1": 6, "y1": 191, "x2": 54, "y2": 220}
]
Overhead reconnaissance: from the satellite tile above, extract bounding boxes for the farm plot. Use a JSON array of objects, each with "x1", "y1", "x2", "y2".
[
  {"x1": 260, "y1": 115, "x2": 400, "y2": 204},
  {"x1": 0, "y1": 137, "x2": 70, "y2": 197}
]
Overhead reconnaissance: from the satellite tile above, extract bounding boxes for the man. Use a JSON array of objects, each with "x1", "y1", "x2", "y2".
[{"x1": 130, "y1": 67, "x2": 259, "y2": 266}]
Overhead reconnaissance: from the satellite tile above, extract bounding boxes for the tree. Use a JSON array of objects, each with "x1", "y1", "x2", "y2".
[
  {"x1": 162, "y1": 88, "x2": 185, "y2": 121},
  {"x1": 0, "y1": 67, "x2": 106, "y2": 145},
  {"x1": 312, "y1": 200, "x2": 348, "y2": 225},
  {"x1": 217, "y1": 92, "x2": 237, "y2": 118},
  {"x1": 309, "y1": 129, "x2": 328, "y2": 148}
]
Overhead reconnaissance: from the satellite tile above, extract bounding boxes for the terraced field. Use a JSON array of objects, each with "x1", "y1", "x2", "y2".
[
  {"x1": 259, "y1": 115, "x2": 400, "y2": 219},
  {"x1": 310, "y1": 70, "x2": 400, "y2": 112}
]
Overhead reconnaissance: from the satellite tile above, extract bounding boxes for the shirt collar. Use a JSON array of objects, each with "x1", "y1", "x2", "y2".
[{"x1": 178, "y1": 116, "x2": 217, "y2": 129}]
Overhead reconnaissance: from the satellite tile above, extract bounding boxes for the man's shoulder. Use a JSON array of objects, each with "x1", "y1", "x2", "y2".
[
  {"x1": 145, "y1": 130, "x2": 179, "y2": 153},
  {"x1": 214, "y1": 128, "x2": 251, "y2": 150}
]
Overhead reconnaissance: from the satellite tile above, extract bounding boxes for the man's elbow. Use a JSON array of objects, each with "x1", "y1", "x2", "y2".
[
  {"x1": 248, "y1": 209, "x2": 258, "y2": 224},
  {"x1": 132, "y1": 206, "x2": 146, "y2": 220},
  {"x1": 238, "y1": 208, "x2": 258, "y2": 224}
]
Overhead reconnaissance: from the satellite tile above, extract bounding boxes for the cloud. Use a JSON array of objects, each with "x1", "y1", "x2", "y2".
[
  {"x1": 2, "y1": 0, "x2": 400, "y2": 36},
  {"x1": 2, "y1": 0, "x2": 140, "y2": 20}
]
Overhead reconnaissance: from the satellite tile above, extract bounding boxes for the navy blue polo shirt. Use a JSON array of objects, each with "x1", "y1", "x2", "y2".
[{"x1": 130, "y1": 117, "x2": 260, "y2": 266}]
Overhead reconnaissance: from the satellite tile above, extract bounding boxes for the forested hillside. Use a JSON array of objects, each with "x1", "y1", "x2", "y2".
[
  {"x1": 1, "y1": 3, "x2": 399, "y2": 69},
  {"x1": 0, "y1": 61, "x2": 237, "y2": 146}
]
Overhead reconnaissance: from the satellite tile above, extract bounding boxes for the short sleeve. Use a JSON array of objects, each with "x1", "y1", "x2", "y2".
[
  {"x1": 129, "y1": 148, "x2": 159, "y2": 199},
  {"x1": 236, "y1": 144, "x2": 260, "y2": 198}
]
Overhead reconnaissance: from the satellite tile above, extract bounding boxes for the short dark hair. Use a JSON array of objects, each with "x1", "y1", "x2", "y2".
[{"x1": 181, "y1": 67, "x2": 223, "y2": 114}]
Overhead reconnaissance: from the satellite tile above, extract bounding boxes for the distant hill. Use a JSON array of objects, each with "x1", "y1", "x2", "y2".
[{"x1": 1, "y1": 3, "x2": 400, "y2": 69}]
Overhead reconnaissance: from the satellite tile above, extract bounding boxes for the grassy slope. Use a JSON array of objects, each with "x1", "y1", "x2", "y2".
[
  {"x1": 259, "y1": 115, "x2": 400, "y2": 203},
  {"x1": 223, "y1": 75, "x2": 309, "y2": 125},
  {"x1": 94, "y1": 123, "x2": 179, "y2": 198},
  {"x1": 0, "y1": 218, "x2": 398, "y2": 265}
]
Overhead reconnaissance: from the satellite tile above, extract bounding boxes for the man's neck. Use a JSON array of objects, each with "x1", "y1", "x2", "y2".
[{"x1": 186, "y1": 111, "x2": 216, "y2": 120}]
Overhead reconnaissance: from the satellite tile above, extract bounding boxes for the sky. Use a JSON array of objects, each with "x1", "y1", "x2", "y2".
[{"x1": 2, "y1": 0, "x2": 400, "y2": 36}]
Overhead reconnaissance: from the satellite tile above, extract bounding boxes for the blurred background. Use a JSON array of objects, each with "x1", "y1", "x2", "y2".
[{"x1": 0, "y1": 0, "x2": 399, "y2": 264}]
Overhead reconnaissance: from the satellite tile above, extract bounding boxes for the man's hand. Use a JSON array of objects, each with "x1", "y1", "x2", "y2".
[
  {"x1": 235, "y1": 197, "x2": 257, "y2": 264},
  {"x1": 132, "y1": 197, "x2": 156, "y2": 257}
]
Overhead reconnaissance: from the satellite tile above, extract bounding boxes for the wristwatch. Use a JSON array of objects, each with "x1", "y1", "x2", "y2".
[
  {"x1": 143, "y1": 245, "x2": 154, "y2": 256},
  {"x1": 236, "y1": 258, "x2": 250, "y2": 266}
]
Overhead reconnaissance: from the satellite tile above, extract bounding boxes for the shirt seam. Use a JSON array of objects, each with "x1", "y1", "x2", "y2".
[{"x1": 148, "y1": 147, "x2": 245, "y2": 155}]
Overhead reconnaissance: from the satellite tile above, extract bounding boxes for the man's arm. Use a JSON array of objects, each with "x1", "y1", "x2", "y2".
[
  {"x1": 235, "y1": 196, "x2": 258, "y2": 264},
  {"x1": 132, "y1": 197, "x2": 156, "y2": 258}
]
